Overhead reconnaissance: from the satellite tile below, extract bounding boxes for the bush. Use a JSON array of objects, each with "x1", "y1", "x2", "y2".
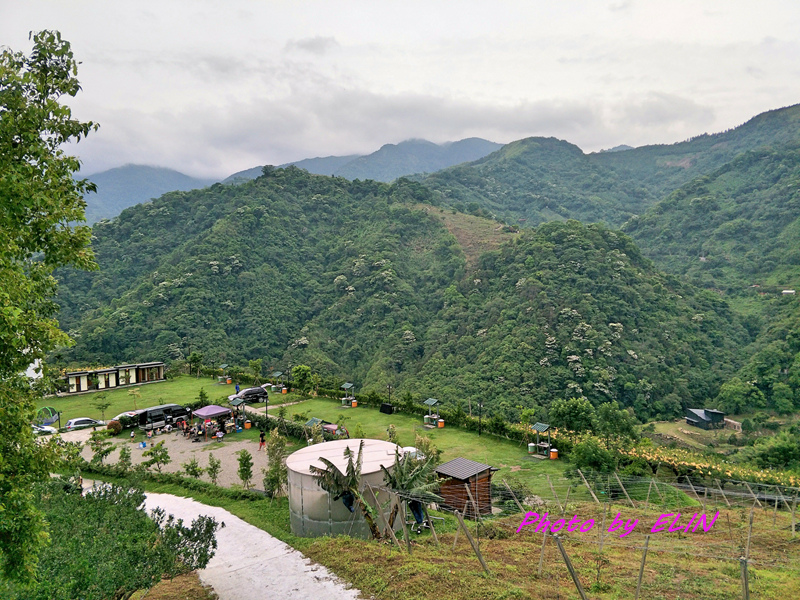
[{"x1": 107, "y1": 420, "x2": 122, "y2": 435}]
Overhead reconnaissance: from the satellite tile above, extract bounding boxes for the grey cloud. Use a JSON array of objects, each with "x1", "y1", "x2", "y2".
[
  {"x1": 617, "y1": 92, "x2": 714, "y2": 129},
  {"x1": 285, "y1": 36, "x2": 339, "y2": 55}
]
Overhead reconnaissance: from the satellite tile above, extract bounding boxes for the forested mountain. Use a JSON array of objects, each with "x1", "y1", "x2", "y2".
[
  {"x1": 421, "y1": 137, "x2": 654, "y2": 227},
  {"x1": 335, "y1": 138, "x2": 503, "y2": 182},
  {"x1": 224, "y1": 155, "x2": 361, "y2": 183},
  {"x1": 421, "y1": 104, "x2": 800, "y2": 228},
  {"x1": 623, "y1": 146, "x2": 800, "y2": 414},
  {"x1": 222, "y1": 138, "x2": 502, "y2": 184},
  {"x1": 593, "y1": 103, "x2": 800, "y2": 198},
  {"x1": 83, "y1": 165, "x2": 216, "y2": 224},
  {"x1": 55, "y1": 168, "x2": 747, "y2": 421},
  {"x1": 623, "y1": 146, "x2": 800, "y2": 292}
]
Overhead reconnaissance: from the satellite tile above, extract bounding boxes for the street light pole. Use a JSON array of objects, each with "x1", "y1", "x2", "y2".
[
  {"x1": 387, "y1": 384, "x2": 393, "y2": 404},
  {"x1": 479, "y1": 402, "x2": 483, "y2": 436}
]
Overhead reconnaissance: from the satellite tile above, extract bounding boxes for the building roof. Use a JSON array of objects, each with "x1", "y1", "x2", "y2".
[
  {"x1": 435, "y1": 457, "x2": 495, "y2": 480},
  {"x1": 686, "y1": 408, "x2": 725, "y2": 422},
  {"x1": 286, "y1": 439, "x2": 400, "y2": 476},
  {"x1": 137, "y1": 361, "x2": 164, "y2": 368},
  {"x1": 686, "y1": 408, "x2": 711, "y2": 421}
]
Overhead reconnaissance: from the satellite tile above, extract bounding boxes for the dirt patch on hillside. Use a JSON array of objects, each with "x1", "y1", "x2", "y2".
[{"x1": 414, "y1": 204, "x2": 519, "y2": 266}]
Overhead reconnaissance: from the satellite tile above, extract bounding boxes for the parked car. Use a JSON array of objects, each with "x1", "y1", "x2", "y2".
[
  {"x1": 32, "y1": 423, "x2": 58, "y2": 435},
  {"x1": 228, "y1": 386, "x2": 269, "y2": 406},
  {"x1": 65, "y1": 417, "x2": 105, "y2": 431},
  {"x1": 112, "y1": 410, "x2": 142, "y2": 429}
]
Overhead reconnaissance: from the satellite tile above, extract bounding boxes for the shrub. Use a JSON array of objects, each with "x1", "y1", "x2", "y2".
[
  {"x1": 207, "y1": 453, "x2": 222, "y2": 485},
  {"x1": 237, "y1": 450, "x2": 253, "y2": 490},
  {"x1": 107, "y1": 420, "x2": 122, "y2": 435}
]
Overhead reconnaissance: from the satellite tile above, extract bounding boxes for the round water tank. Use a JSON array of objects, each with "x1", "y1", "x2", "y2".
[{"x1": 287, "y1": 438, "x2": 401, "y2": 538}]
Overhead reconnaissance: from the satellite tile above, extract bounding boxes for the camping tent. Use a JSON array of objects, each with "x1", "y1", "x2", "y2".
[{"x1": 193, "y1": 405, "x2": 231, "y2": 420}]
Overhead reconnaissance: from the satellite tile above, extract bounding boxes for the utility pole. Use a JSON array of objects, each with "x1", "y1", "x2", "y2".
[{"x1": 478, "y1": 401, "x2": 483, "y2": 436}]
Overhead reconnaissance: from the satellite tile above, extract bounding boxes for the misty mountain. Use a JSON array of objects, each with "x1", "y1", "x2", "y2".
[
  {"x1": 421, "y1": 103, "x2": 800, "y2": 227},
  {"x1": 83, "y1": 165, "x2": 216, "y2": 224},
  {"x1": 334, "y1": 138, "x2": 503, "y2": 182},
  {"x1": 224, "y1": 155, "x2": 362, "y2": 183},
  {"x1": 223, "y1": 137, "x2": 502, "y2": 184}
]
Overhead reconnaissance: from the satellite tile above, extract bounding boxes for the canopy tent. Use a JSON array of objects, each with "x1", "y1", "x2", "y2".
[{"x1": 193, "y1": 405, "x2": 231, "y2": 419}]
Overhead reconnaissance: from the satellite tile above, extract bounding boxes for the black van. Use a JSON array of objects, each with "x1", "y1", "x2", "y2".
[{"x1": 138, "y1": 403, "x2": 191, "y2": 431}]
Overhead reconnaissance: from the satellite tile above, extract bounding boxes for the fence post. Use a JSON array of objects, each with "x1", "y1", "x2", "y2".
[
  {"x1": 577, "y1": 469, "x2": 600, "y2": 504},
  {"x1": 421, "y1": 504, "x2": 439, "y2": 546},
  {"x1": 399, "y1": 497, "x2": 412, "y2": 554},
  {"x1": 563, "y1": 485, "x2": 572, "y2": 515},
  {"x1": 684, "y1": 475, "x2": 700, "y2": 501},
  {"x1": 653, "y1": 478, "x2": 665, "y2": 502},
  {"x1": 635, "y1": 535, "x2": 650, "y2": 600},
  {"x1": 502, "y1": 478, "x2": 525, "y2": 513},
  {"x1": 740, "y1": 557, "x2": 750, "y2": 600},
  {"x1": 454, "y1": 510, "x2": 490, "y2": 575},
  {"x1": 776, "y1": 487, "x2": 792, "y2": 512},
  {"x1": 773, "y1": 496, "x2": 778, "y2": 527},
  {"x1": 464, "y1": 482, "x2": 482, "y2": 523},
  {"x1": 598, "y1": 503, "x2": 608, "y2": 551},
  {"x1": 366, "y1": 484, "x2": 402, "y2": 551},
  {"x1": 645, "y1": 479, "x2": 653, "y2": 511},
  {"x1": 537, "y1": 531, "x2": 547, "y2": 577},
  {"x1": 791, "y1": 493, "x2": 797, "y2": 537},
  {"x1": 547, "y1": 474, "x2": 563, "y2": 512},
  {"x1": 615, "y1": 471, "x2": 635, "y2": 508},
  {"x1": 744, "y1": 482, "x2": 763, "y2": 508},
  {"x1": 745, "y1": 508, "x2": 753, "y2": 560},
  {"x1": 716, "y1": 479, "x2": 731, "y2": 508},
  {"x1": 554, "y1": 535, "x2": 588, "y2": 600}
]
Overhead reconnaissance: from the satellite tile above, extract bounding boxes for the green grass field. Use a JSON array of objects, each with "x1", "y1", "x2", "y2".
[
  {"x1": 37, "y1": 376, "x2": 233, "y2": 425},
  {"x1": 274, "y1": 396, "x2": 572, "y2": 499}
]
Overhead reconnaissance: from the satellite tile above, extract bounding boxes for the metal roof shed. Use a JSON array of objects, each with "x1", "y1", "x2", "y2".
[{"x1": 435, "y1": 457, "x2": 497, "y2": 519}]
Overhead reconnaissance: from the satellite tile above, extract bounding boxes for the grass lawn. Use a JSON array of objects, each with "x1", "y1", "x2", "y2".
[
  {"x1": 275, "y1": 396, "x2": 573, "y2": 499},
  {"x1": 37, "y1": 376, "x2": 235, "y2": 424}
]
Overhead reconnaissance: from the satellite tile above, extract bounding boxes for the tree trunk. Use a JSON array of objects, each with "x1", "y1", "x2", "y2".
[{"x1": 356, "y1": 498, "x2": 382, "y2": 539}]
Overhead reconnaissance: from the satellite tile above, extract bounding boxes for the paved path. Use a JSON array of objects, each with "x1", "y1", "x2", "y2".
[{"x1": 143, "y1": 493, "x2": 361, "y2": 600}]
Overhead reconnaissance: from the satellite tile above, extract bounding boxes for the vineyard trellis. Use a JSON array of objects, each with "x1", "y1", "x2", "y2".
[{"x1": 362, "y1": 468, "x2": 799, "y2": 599}]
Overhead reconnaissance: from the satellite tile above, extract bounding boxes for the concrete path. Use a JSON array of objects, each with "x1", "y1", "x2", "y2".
[{"x1": 143, "y1": 493, "x2": 361, "y2": 600}]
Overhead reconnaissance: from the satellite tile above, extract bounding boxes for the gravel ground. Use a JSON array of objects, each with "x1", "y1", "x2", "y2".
[{"x1": 63, "y1": 425, "x2": 273, "y2": 488}]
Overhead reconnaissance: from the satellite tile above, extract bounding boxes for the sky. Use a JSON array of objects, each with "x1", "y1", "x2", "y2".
[{"x1": 2, "y1": 1, "x2": 800, "y2": 179}]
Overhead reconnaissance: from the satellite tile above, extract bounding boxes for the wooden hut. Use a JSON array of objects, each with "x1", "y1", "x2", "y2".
[
  {"x1": 435, "y1": 457, "x2": 498, "y2": 519},
  {"x1": 685, "y1": 408, "x2": 725, "y2": 430}
]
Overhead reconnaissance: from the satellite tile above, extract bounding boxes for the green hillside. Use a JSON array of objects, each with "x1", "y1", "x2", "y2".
[
  {"x1": 421, "y1": 104, "x2": 800, "y2": 228},
  {"x1": 55, "y1": 168, "x2": 747, "y2": 421},
  {"x1": 623, "y1": 146, "x2": 800, "y2": 413},
  {"x1": 56, "y1": 168, "x2": 460, "y2": 369},
  {"x1": 593, "y1": 103, "x2": 800, "y2": 198},
  {"x1": 422, "y1": 137, "x2": 652, "y2": 227}
]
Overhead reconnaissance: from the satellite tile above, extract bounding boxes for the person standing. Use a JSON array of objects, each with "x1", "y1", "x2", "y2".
[
  {"x1": 235, "y1": 383, "x2": 240, "y2": 395},
  {"x1": 258, "y1": 430, "x2": 266, "y2": 452}
]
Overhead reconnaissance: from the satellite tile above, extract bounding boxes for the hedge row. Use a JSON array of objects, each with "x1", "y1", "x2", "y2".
[{"x1": 81, "y1": 460, "x2": 266, "y2": 501}]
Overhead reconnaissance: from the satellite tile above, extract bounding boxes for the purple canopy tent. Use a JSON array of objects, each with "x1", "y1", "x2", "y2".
[
  {"x1": 191, "y1": 405, "x2": 233, "y2": 441},
  {"x1": 193, "y1": 405, "x2": 232, "y2": 419}
]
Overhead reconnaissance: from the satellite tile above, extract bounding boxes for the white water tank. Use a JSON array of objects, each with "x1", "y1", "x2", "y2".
[{"x1": 287, "y1": 438, "x2": 401, "y2": 538}]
